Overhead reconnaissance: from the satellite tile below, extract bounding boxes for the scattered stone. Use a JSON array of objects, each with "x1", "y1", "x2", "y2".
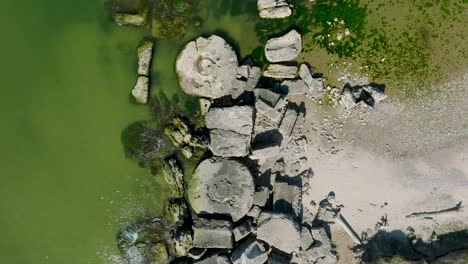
[
  {"x1": 233, "y1": 219, "x2": 253, "y2": 242},
  {"x1": 192, "y1": 218, "x2": 233, "y2": 249},
  {"x1": 299, "y1": 64, "x2": 314, "y2": 86},
  {"x1": 263, "y1": 64, "x2": 298, "y2": 79},
  {"x1": 316, "y1": 253, "x2": 337, "y2": 264},
  {"x1": 176, "y1": 35, "x2": 238, "y2": 98},
  {"x1": 339, "y1": 87, "x2": 357, "y2": 110},
  {"x1": 231, "y1": 239, "x2": 268, "y2": 264},
  {"x1": 195, "y1": 254, "x2": 232, "y2": 264},
  {"x1": 257, "y1": 0, "x2": 292, "y2": 19},
  {"x1": 299, "y1": 64, "x2": 325, "y2": 99},
  {"x1": 362, "y1": 85, "x2": 387, "y2": 103},
  {"x1": 281, "y1": 79, "x2": 309, "y2": 95},
  {"x1": 273, "y1": 182, "x2": 302, "y2": 220},
  {"x1": 256, "y1": 212, "x2": 301, "y2": 253},
  {"x1": 265, "y1": 30, "x2": 302, "y2": 62},
  {"x1": 188, "y1": 159, "x2": 255, "y2": 222},
  {"x1": 253, "y1": 187, "x2": 270, "y2": 207},
  {"x1": 137, "y1": 39, "x2": 153, "y2": 76},
  {"x1": 132, "y1": 76, "x2": 149, "y2": 104}
]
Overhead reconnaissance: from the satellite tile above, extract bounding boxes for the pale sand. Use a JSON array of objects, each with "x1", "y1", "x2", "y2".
[{"x1": 300, "y1": 70, "x2": 468, "y2": 244}]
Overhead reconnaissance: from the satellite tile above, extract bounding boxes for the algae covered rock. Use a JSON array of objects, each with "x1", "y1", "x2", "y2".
[
  {"x1": 122, "y1": 121, "x2": 164, "y2": 162},
  {"x1": 164, "y1": 115, "x2": 208, "y2": 158},
  {"x1": 187, "y1": 159, "x2": 255, "y2": 222},
  {"x1": 132, "y1": 75, "x2": 149, "y2": 104},
  {"x1": 176, "y1": 35, "x2": 239, "y2": 99},
  {"x1": 162, "y1": 158, "x2": 185, "y2": 198},
  {"x1": 152, "y1": 0, "x2": 196, "y2": 40}
]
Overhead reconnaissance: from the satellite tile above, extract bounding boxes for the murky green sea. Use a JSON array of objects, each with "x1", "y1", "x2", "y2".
[{"x1": 0, "y1": 0, "x2": 465, "y2": 263}]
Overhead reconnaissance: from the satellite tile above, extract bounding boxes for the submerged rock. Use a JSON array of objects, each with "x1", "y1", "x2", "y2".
[
  {"x1": 263, "y1": 64, "x2": 298, "y2": 79},
  {"x1": 257, "y1": 211, "x2": 301, "y2": 253},
  {"x1": 137, "y1": 39, "x2": 154, "y2": 76},
  {"x1": 132, "y1": 76, "x2": 149, "y2": 104},
  {"x1": 151, "y1": 0, "x2": 195, "y2": 39},
  {"x1": 164, "y1": 116, "x2": 208, "y2": 158},
  {"x1": 162, "y1": 158, "x2": 185, "y2": 198},
  {"x1": 192, "y1": 218, "x2": 233, "y2": 249},
  {"x1": 114, "y1": 6, "x2": 149, "y2": 27},
  {"x1": 257, "y1": 0, "x2": 292, "y2": 19},
  {"x1": 265, "y1": 30, "x2": 302, "y2": 62},
  {"x1": 176, "y1": 35, "x2": 238, "y2": 98},
  {"x1": 187, "y1": 159, "x2": 255, "y2": 222}
]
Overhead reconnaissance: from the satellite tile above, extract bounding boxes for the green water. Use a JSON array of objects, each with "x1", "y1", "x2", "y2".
[
  {"x1": 0, "y1": 0, "x2": 162, "y2": 263},
  {"x1": 0, "y1": 1, "x2": 261, "y2": 263}
]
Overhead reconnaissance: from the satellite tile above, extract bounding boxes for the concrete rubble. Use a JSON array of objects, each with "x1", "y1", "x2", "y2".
[
  {"x1": 257, "y1": 0, "x2": 292, "y2": 19},
  {"x1": 265, "y1": 30, "x2": 302, "y2": 62},
  {"x1": 163, "y1": 34, "x2": 339, "y2": 264}
]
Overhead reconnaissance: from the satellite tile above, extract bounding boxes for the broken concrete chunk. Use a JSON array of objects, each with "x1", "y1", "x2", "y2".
[
  {"x1": 265, "y1": 30, "x2": 302, "y2": 62},
  {"x1": 114, "y1": 10, "x2": 148, "y2": 26},
  {"x1": 257, "y1": 0, "x2": 292, "y2": 19},
  {"x1": 209, "y1": 129, "x2": 251, "y2": 157},
  {"x1": 311, "y1": 228, "x2": 332, "y2": 257},
  {"x1": 233, "y1": 219, "x2": 253, "y2": 242},
  {"x1": 253, "y1": 186, "x2": 270, "y2": 207},
  {"x1": 195, "y1": 254, "x2": 232, "y2": 264},
  {"x1": 188, "y1": 159, "x2": 255, "y2": 222},
  {"x1": 279, "y1": 104, "x2": 299, "y2": 138},
  {"x1": 316, "y1": 253, "x2": 337, "y2": 264},
  {"x1": 192, "y1": 218, "x2": 233, "y2": 249},
  {"x1": 257, "y1": 212, "x2": 301, "y2": 253},
  {"x1": 254, "y1": 95, "x2": 287, "y2": 134},
  {"x1": 247, "y1": 205, "x2": 262, "y2": 220},
  {"x1": 281, "y1": 79, "x2": 309, "y2": 95},
  {"x1": 301, "y1": 227, "x2": 315, "y2": 250},
  {"x1": 299, "y1": 64, "x2": 314, "y2": 86},
  {"x1": 273, "y1": 182, "x2": 302, "y2": 220},
  {"x1": 231, "y1": 239, "x2": 268, "y2": 264},
  {"x1": 132, "y1": 76, "x2": 149, "y2": 104},
  {"x1": 206, "y1": 106, "x2": 254, "y2": 135},
  {"x1": 263, "y1": 64, "x2": 298, "y2": 79},
  {"x1": 137, "y1": 39, "x2": 153, "y2": 76},
  {"x1": 254, "y1": 88, "x2": 281, "y2": 106},
  {"x1": 176, "y1": 35, "x2": 238, "y2": 98}
]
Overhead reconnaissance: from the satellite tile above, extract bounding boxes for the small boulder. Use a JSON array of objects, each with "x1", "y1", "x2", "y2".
[
  {"x1": 257, "y1": 0, "x2": 292, "y2": 19},
  {"x1": 209, "y1": 129, "x2": 252, "y2": 157},
  {"x1": 263, "y1": 64, "x2": 298, "y2": 79},
  {"x1": 233, "y1": 219, "x2": 253, "y2": 242},
  {"x1": 281, "y1": 79, "x2": 309, "y2": 95},
  {"x1": 176, "y1": 35, "x2": 238, "y2": 98},
  {"x1": 132, "y1": 76, "x2": 149, "y2": 104},
  {"x1": 195, "y1": 254, "x2": 232, "y2": 264},
  {"x1": 187, "y1": 159, "x2": 255, "y2": 222},
  {"x1": 265, "y1": 30, "x2": 302, "y2": 62},
  {"x1": 273, "y1": 182, "x2": 302, "y2": 220},
  {"x1": 174, "y1": 228, "x2": 193, "y2": 257},
  {"x1": 231, "y1": 239, "x2": 268, "y2": 264},
  {"x1": 253, "y1": 187, "x2": 270, "y2": 207},
  {"x1": 192, "y1": 218, "x2": 233, "y2": 249},
  {"x1": 256, "y1": 212, "x2": 301, "y2": 253}
]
